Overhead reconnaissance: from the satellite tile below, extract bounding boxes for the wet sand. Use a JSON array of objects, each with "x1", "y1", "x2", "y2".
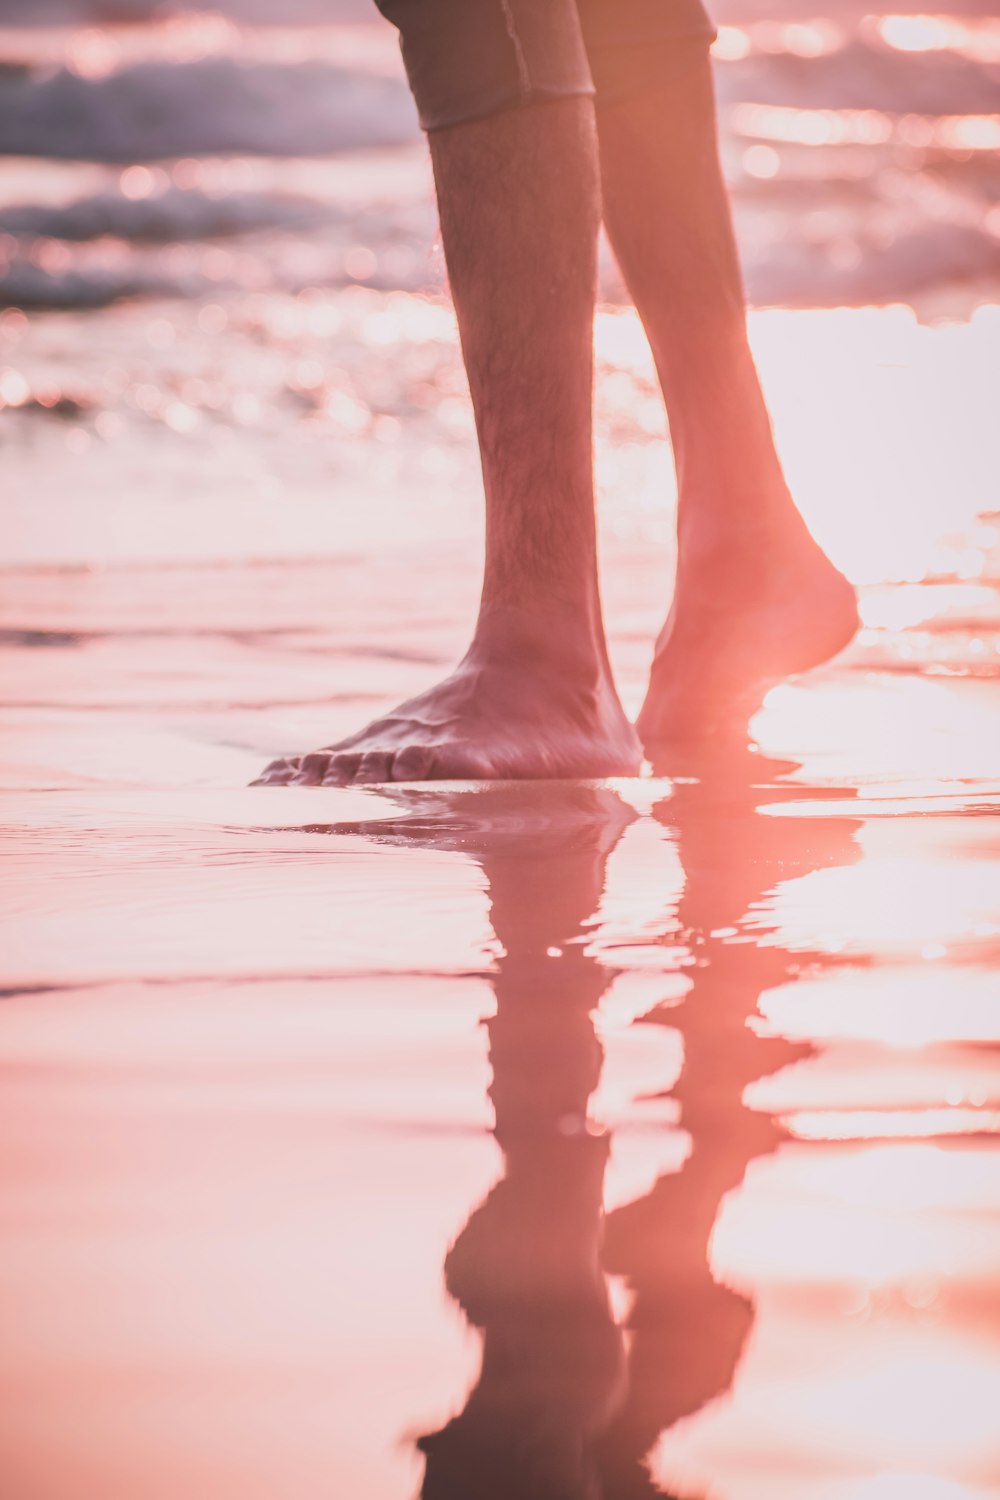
[
  {"x1": 3, "y1": 367, "x2": 1000, "y2": 1494},
  {"x1": 3, "y1": 6, "x2": 1000, "y2": 1495}
]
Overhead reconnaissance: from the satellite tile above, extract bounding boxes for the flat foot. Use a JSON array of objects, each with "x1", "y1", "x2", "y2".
[{"x1": 254, "y1": 646, "x2": 641, "y2": 787}]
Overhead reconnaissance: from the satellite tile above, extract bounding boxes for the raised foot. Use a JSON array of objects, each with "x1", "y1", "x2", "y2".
[
  {"x1": 254, "y1": 644, "x2": 642, "y2": 787},
  {"x1": 637, "y1": 529, "x2": 860, "y2": 749}
]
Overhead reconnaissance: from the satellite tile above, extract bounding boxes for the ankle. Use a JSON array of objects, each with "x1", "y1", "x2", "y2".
[
  {"x1": 676, "y1": 481, "x2": 807, "y2": 559},
  {"x1": 469, "y1": 599, "x2": 609, "y2": 684}
]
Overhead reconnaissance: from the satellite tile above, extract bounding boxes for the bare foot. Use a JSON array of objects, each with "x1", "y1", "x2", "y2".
[
  {"x1": 637, "y1": 515, "x2": 859, "y2": 749},
  {"x1": 254, "y1": 606, "x2": 642, "y2": 785}
]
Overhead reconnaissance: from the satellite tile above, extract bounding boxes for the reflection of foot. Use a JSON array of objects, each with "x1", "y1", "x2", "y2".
[
  {"x1": 443, "y1": 1135, "x2": 611, "y2": 1327},
  {"x1": 424, "y1": 1136, "x2": 626, "y2": 1500},
  {"x1": 255, "y1": 606, "x2": 641, "y2": 785},
  {"x1": 637, "y1": 520, "x2": 859, "y2": 747}
]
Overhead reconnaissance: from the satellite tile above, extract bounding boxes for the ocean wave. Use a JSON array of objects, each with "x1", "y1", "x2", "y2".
[
  {"x1": 743, "y1": 221, "x2": 1000, "y2": 305},
  {"x1": 0, "y1": 184, "x2": 330, "y2": 240},
  {"x1": 0, "y1": 256, "x2": 205, "y2": 307},
  {"x1": 0, "y1": 40, "x2": 997, "y2": 162},
  {"x1": 2, "y1": 11, "x2": 998, "y2": 310},
  {"x1": 0, "y1": 56, "x2": 418, "y2": 161},
  {"x1": 3, "y1": 212, "x2": 997, "y2": 311},
  {"x1": 0, "y1": 0, "x2": 376, "y2": 24},
  {"x1": 7, "y1": 0, "x2": 999, "y2": 22},
  {"x1": 717, "y1": 37, "x2": 1000, "y2": 115}
]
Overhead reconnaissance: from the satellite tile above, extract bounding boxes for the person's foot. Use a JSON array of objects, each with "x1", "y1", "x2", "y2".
[
  {"x1": 637, "y1": 513, "x2": 860, "y2": 750},
  {"x1": 254, "y1": 605, "x2": 642, "y2": 785}
]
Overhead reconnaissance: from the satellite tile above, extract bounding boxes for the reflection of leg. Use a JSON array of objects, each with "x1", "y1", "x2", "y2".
[
  {"x1": 419, "y1": 788, "x2": 632, "y2": 1498},
  {"x1": 598, "y1": 790, "x2": 861, "y2": 1492},
  {"x1": 597, "y1": 1003, "x2": 760, "y2": 1495},
  {"x1": 427, "y1": 1005, "x2": 623, "y2": 1500},
  {"x1": 595, "y1": 61, "x2": 857, "y2": 743},
  {"x1": 259, "y1": 100, "x2": 639, "y2": 788},
  {"x1": 425, "y1": 1131, "x2": 622, "y2": 1500}
]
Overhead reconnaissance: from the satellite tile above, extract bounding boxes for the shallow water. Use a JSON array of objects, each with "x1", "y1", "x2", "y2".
[
  {"x1": 1, "y1": 0, "x2": 999, "y2": 312},
  {"x1": 3, "y1": 471, "x2": 1000, "y2": 1496},
  {"x1": 2, "y1": 784, "x2": 1000, "y2": 1499},
  {"x1": 3, "y1": 2, "x2": 1000, "y2": 1495}
]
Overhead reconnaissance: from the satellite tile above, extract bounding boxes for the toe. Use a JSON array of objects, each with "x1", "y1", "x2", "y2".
[
  {"x1": 354, "y1": 751, "x2": 393, "y2": 784},
  {"x1": 322, "y1": 753, "x2": 361, "y2": 786},
  {"x1": 390, "y1": 745, "x2": 435, "y2": 782},
  {"x1": 251, "y1": 756, "x2": 300, "y2": 786},
  {"x1": 434, "y1": 747, "x2": 496, "y2": 781},
  {"x1": 295, "y1": 751, "x2": 331, "y2": 785}
]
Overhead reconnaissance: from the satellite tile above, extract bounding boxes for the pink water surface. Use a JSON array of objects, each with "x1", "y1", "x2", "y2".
[
  {"x1": 3, "y1": 297, "x2": 999, "y2": 1496},
  {"x1": 2, "y1": 4, "x2": 1000, "y2": 1496}
]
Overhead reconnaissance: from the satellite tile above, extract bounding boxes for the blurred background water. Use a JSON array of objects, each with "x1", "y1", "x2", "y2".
[
  {"x1": 1, "y1": 3, "x2": 999, "y2": 1498},
  {"x1": 1, "y1": 0, "x2": 998, "y2": 583},
  {"x1": 1, "y1": 0, "x2": 999, "y2": 311}
]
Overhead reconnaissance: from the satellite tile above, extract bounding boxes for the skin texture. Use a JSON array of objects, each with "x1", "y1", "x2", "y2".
[
  {"x1": 595, "y1": 61, "x2": 858, "y2": 748},
  {"x1": 259, "y1": 99, "x2": 641, "y2": 787},
  {"x1": 256, "y1": 63, "x2": 858, "y2": 788}
]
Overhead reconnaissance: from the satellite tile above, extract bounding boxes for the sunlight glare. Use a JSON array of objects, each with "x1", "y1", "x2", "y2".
[
  {"x1": 786, "y1": 1108, "x2": 1000, "y2": 1141},
  {"x1": 836, "y1": 1477, "x2": 1000, "y2": 1500},
  {"x1": 757, "y1": 968, "x2": 1000, "y2": 1049}
]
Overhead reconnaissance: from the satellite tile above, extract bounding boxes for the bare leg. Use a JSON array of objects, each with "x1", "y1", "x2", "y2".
[
  {"x1": 258, "y1": 99, "x2": 639, "y2": 786},
  {"x1": 595, "y1": 60, "x2": 859, "y2": 747}
]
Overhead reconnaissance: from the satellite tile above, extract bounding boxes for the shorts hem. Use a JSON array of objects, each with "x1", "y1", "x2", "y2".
[{"x1": 421, "y1": 84, "x2": 597, "y2": 134}]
